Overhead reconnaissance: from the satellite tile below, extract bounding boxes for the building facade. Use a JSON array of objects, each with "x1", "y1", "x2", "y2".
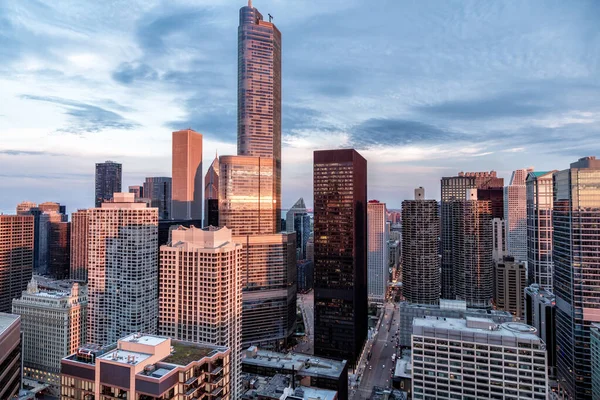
[
  {"x1": 236, "y1": 233, "x2": 297, "y2": 349},
  {"x1": 491, "y1": 218, "x2": 506, "y2": 263},
  {"x1": 452, "y1": 189, "x2": 493, "y2": 309},
  {"x1": 0, "y1": 214, "x2": 34, "y2": 313},
  {"x1": 553, "y1": 156, "x2": 600, "y2": 398},
  {"x1": 440, "y1": 171, "x2": 503, "y2": 299},
  {"x1": 504, "y1": 168, "x2": 532, "y2": 262},
  {"x1": 401, "y1": 188, "x2": 440, "y2": 305},
  {"x1": 95, "y1": 160, "x2": 122, "y2": 207},
  {"x1": 47, "y1": 213, "x2": 71, "y2": 279},
  {"x1": 526, "y1": 170, "x2": 556, "y2": 290},
  {"x1": 524, "y1": 284, "x2": 556, "y2": 379},
  {"x1": 172, "y1": 129, "x2": 203, "y2": 220},
  {"x1": 12, "y1": 279, "x2": 87, "y2": 393},
  {"x1": 411, "y1": 317, "x2": 548, "y2": 399},
  {"x1": 493, "y1": 256, "x2": 526, "y2": 319},
  {"x1": 219, "y1": 155, "x2": 277, "y2": 235},
  {"x1": 87, "y1": 193, "x2": 158, "y2": 346},
  {"x1": 367, "y1": 200, "x2": 389, "y2": 303},
  {"x1": 144, "y1": 176, "x2": 172, "y2": 220},
  {"x1": 286, "y1": 198, "x2": 311, "y2": 261},
  {"x1": 591, "y1": 324, "x2": 600, "y2": 399},
  {"x1": 61, "y1": 334, "x2": 231, "y2": 400},
  {"x1": 238, "y1": 1, "x2": 282, "y2": 233},
  {"x1": 313, "y1": 149, "x2": 367, "y2": 367},
  {"x1": 204, "y1": 153, "x2": 220, "y2": 227},
  {"x1": 128, "y1": 185, "x2": 143, "y2": 199},
  {"x1": 159, "y1": 226, "x2": 242, "y2": 398},
  {"x1": 17, "y1": 202, "x2": 49, "y2": 274},
  {"x1": 69, "y1": 210, "x2": 89, "y2": 282},
  {"x1": 0, "y1": 313, "x2": 21, "y2": 400}
]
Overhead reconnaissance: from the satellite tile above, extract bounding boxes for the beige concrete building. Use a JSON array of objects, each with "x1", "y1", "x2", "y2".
[
  {"x1": 0, "y1": 214, "x2": 34, "y2": 313},
  {"x1": 87, "y1": 193, "x2": 158, "y2": 346},
  {"x1": 12, "y1": 279, "x2": 87, "y2": 394},
  {"x1": 172, "y1": 129, "x2": 203, "y2": 220},
  {"x1": 159, "y1": 226, "x2": 242, "y2": 398},
  {"x1": 494, "y1": 256, "x2": 527, "y2": 319}
]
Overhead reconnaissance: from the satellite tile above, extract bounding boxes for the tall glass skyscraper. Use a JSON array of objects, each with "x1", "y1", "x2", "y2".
[
  {"x1": 204, "y1": 153, "x2": 219, "y2": 227},
  {"x1": 286, "y1": 198, "x2": 311, "y2": 260},
  {"x1": 367, "y1": 200, "x2": 389, "y2": 303},
  {"x1": 526, "y1": 170, "x2": 556, "y2": 289},
  {"x1": 313, "y1": 149, "x2": 367, "y2": 368},
  {"x1": 238, "y1": 0, "x2": 281, "y2": 233},
  {"x1": 504, "y1": 168, "x2": 532, "y2": 262},
  {"x1": 94, "y1": 161, "x2": 122, "y2": 207},
  {"x1": 554, "y1": 156, "x2": 600, "y2": 398},
  {"x1": 143, "y1": 177, "x2": 172, "y2": 220}
]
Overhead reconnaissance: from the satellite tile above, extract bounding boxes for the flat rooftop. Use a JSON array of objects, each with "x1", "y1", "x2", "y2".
[
  {"x1": 413, "y1": 317, "x2": 540, "y2": 341},
  {"x1": 120, "y1": 333, "x2": 168, "y2": 347},
  {"x1": 0, "y1": 313, "x2": 20, "y2": 336},
  {"x1": 394, "y1": 356, "x2": 411, "y2": 379},
  {"x1": 243, "y1": 348, "x2": 346, "y2": 379},
  {"x1": 162, "y1": 341, "x2": 224, "y2": 366},
  {"x1": 99, "y1": 349, "x2": 151, "y2": 366}
]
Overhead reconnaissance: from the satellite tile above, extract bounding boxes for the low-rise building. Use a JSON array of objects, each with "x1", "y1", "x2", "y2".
[
  {"x1": 412, "y1": 317, "x2": 548, "y2": 399},
  {"x1": 0, "y1": 313, "x2": 21, "y2": 400},
  {"x1": 399, "y1": 300, "x2": 513, "y2": 347},
  {"x1": 60, "y1": 333, "x2": 231, "y2": 400},
  {"x1": 242, "y1": 347, "x2": 348, "y2": 400}
]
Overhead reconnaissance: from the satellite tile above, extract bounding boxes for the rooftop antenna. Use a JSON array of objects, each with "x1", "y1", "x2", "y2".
[
  {"x1": 268, "y1": 13, "x2": 273, "y2": 22},
  {"x1": 248, "y1": 0, "x2": 252, "y2": 7}
]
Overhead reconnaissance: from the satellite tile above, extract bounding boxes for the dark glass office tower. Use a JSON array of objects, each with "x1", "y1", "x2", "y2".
[
  {"x1": 143, "y1": 177, "x2": 172, "y2": 220},
  {"x1": 204, "y1": 154, "x2": 219, "y2": 227},
  {"x1": 95, "y1": 161, "x2": 122, "y2": 207},
  {"x1": 313, "y1": 149, "x2": 367, "y2": 368},
  {"x1": 238, "y1": 0, "x2": 281, "y2": 232},
  {"x1": 554, "y1": 156, "x2": 600, "y2": 399}
]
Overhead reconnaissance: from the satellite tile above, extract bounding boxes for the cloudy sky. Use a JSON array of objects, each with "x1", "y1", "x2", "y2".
[{"x1": 1, "y1": 0, "x2": 599, "y2": 213}]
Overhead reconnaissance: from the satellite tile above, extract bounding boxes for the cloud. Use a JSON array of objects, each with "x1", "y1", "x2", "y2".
[
  {"x1": 0, "y1": 149, "x2": 64, "y2": 156},
  {"x1": 112, "y1": 63, "x2": 158, "y2": 85},
  {"x1": 20, "y1": 95, "x2": 140, "y2": 134},
  {"x1": 348, "y1": 118, "x2": 469, "y2": 148}
]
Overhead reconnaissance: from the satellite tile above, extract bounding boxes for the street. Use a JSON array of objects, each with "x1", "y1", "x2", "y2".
[
  {"x1": 295, "y1": 291, "x2": 314, "y2": 354},
  {"x1": 351, "y1": 301, "x2": 400, "y2": 400}
]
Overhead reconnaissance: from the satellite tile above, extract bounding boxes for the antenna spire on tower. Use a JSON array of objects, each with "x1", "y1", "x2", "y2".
[{"x1": 248, "y1": 0, "x2": 252, "y2": 8}]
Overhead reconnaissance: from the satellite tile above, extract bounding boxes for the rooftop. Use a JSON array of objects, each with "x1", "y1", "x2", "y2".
[
  {"x1": 394, "y1": 355, "x2": 412, "y2": 379},
  {"x1": 120, "y1": 333, "x2": 168, "y2": 347},
  {"x1": 99, "y1": 349, "x2": 152, "y2": 366},
  {"x1": 243, "y1": 347, "x2": 346, "y2": 379},
  {"x1": 0, "y1": 313, "x2": 20, "y2": 336},
  {"x1": 413, "y1": 317, "x2": 540, "y2": 341},
  {"x1": 162, "y1": 341, "x2": 223, "y2": 366}
]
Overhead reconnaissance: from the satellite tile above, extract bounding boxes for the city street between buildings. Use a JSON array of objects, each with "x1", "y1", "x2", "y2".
[
  {"x1": 350, "y1": 301, "x2": 401, "y2": 400},
  {"x1": 295, "y1": 291, "x2": 314, "y2": 354}
]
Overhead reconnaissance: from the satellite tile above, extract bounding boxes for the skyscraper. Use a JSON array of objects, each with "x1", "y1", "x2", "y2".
[
  {"x1": 0, "y1": 313, "x2": 21, "y2": 400},
  {"x1": 172, "y1": 129, "x2": 203, "y2": 220},
  {"x1": 219, "y1": 155, "x2": 277, "y2": 235},
  {"x1": 401, "y1": 187, "x2": 440, "y2": 305},
  {"x1": 143, "y1": 176, "x2": 172, "y2": 220},
  {"x1": 87, "y1": 193, "x2": 158, "y2": 346},
  {"x1": 504, "y1": 168, "x2": 532, "y2": 262},
  {"x1": 440, "y1": 171, "x2": 503, "y2": 299},
  {"x1": 0, "y1": 215, "x2": 34, "y2": 313},
  {"x1": 286, "y1": 197, "x2": 311, "y2": 260},
  {"x1": 367, "y1": 200, "x2": 389, "y2": 303},
  {"x1": 493, "y1": 256, "x2": 527, "y2": 319},
  {"x1": 526, "y1": 170, "x2": 556, "y2": 289},
  {"x1": 95, "y1": 161, "x2": 122, "y2": 207},
  {"x1": 159, "y1": 226, "x2": 242, "y2": 398},
  {"x1": 554, "y1": 156, "x2": 600, "y2": 398},
  {"x1": 12, "y1": 279, "x2": 87, "y2": 394},
  {"x1": 313, "y1": 149, "x2": 367, "y2": 367},
  {"x1": 16, "y1": 202, "x2": 49, "y2": 275},
  {"x1": 69, "y1": 210, "x2": 89, "y2": 282},
  {"x1": 204, "y1": 153, "x2": 220, "y2": 227},
  {"x1": 238, "y1": 0, "x2": 282, "y2": 232},
  {"x1": 128, "y1": 185, "x2": 143, "y2": 199},
  {"x1": 452, "y1": 189, "x2": 493, "y2": 309}
]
